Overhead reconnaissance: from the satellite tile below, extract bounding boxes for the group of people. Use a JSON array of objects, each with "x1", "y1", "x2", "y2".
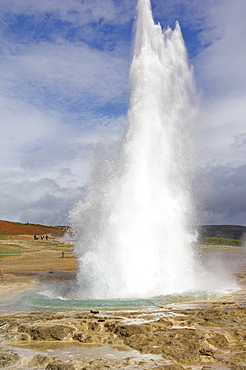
[{"x1": 33, "y1": 234, "x2": 49, "y2": 240}]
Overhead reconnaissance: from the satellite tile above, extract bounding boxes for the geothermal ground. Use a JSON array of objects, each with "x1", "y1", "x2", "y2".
[{"x1": 0, "y1": 221, "x2": 246, "y2": 369}]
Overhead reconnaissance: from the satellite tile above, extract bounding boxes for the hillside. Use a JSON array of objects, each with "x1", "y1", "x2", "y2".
[
  {"x1": 1, "y1": 220, "x2": 245, "y2": 240},
  {"x1": 198, "y1": 224, "x2": 246, "y2": 240},
  {"x1": 0, "y1": 220, "x2": 66, "y2": 237}
]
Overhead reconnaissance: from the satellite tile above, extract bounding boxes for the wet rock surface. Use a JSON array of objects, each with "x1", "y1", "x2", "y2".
[
  {"x1": 0, "y1": 349, "x2": 20, "y2": 367},
  {"x1": 46, "y1": 362, "x2": 76, "y2": 370},
  {"x1": 0, "y1": 286, "x2": 246, "y2": 369}
]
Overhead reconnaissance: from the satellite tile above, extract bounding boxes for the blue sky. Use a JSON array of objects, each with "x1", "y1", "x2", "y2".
[{"x1": 1, "y1": 0, "x2": 246, "y2": 226}]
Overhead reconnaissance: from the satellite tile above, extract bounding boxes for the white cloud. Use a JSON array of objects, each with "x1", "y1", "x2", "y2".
[
  {"x1": 198, "y1": 164, "x2": 246, "y2": 226},
  {"x1": 0, "y1": 0, "x2": 129, "y2": 225},
  {"x1": 1, "y1": 40, "x2": 129, "y2": 113},
  {"x1": 0, "y1": 0, "x2": 134, "y2": 26},
  {"x1": 0, "y1": 170, "x2": 84, "y2": 225},
  {"x1": 192, "y1": 0, "x2": 246, "y2": 174},
  {"x1": 194, "y1": 0, "x2": 246, "y2": 96}
]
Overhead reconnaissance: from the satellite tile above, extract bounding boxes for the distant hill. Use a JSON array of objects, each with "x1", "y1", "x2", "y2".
[
  {"x1": 0, "y1": 220, "x2": 66, "y2": 237},
  {"x1": 198, "y1": 225, "x2": 246, "y2": 240},
  {"x1": 1, "y1": 220, "x2": 245, "y2": 241}
]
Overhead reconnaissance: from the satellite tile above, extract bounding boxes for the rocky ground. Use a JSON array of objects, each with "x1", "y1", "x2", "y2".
[
  {"x1": 0, "y1": 221, "x2": 246, "y2": 369},
  {"x1": 0, "y1": 284, "x2": 246, "y2": 370}
]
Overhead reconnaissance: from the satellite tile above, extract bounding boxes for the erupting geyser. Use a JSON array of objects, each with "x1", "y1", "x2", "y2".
[{"x1": 70, "y1": 0, "x2": 200, "y2": 299}]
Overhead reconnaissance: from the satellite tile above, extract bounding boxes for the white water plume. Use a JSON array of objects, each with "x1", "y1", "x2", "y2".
[{"x1": 70, "y1": 0, "x2": 200, "y2": 299}]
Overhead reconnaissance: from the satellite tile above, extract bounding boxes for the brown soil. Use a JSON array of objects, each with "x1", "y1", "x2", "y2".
[{"x1": 0, "y1": 219, "x2": 66, "y2": 237}]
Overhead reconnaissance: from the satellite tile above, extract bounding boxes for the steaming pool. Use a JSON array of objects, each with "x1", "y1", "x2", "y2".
[{"x1": 0, "y1": 282, "x2": 232, "y2": 313}]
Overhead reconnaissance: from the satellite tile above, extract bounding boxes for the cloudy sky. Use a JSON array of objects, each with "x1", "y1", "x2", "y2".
[{"x1": 1, "y1": 0, "x2": 245, "y2": 226}]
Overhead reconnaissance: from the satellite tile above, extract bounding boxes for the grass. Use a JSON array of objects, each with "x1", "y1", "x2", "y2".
[
  {"x1": 51, "y1": 245, "x2": 73, "y2": 251},
  {"x1": 0, "y1": 237, "x2": 73, "y2": 256},
  {"x1": 31, "y1": 240, "x2": 72, "y2": 250},
  {"x1": 0, "y1": 246, "x2": 22, "y2": 256},
  {"x1": 0, "y1": 242, "x2": 24, "y2": 257},
  {"x1": 200, "y1": 237, "x2": 244, "y2": 247},
  {"x1": 201, "y1": 244, "x2": 241, "y2": 250}
]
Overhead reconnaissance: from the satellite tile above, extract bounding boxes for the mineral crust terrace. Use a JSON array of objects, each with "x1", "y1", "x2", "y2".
[{"x1": 0, "y1": 286, "x2": 246, "y2": 370}]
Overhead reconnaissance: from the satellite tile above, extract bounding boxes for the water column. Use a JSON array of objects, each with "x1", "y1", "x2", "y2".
[{"x1": 70, "y1": 0, "x2": 199, "y2": 299}]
